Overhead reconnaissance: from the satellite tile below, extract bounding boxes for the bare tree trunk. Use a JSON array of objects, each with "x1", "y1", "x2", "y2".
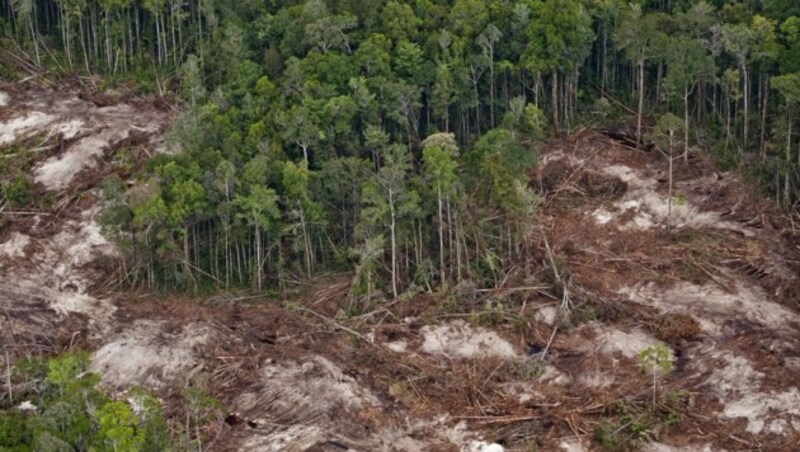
[
  {"x1": 389, "y1": 188, "x2": 398, "y2": 298},
  {"x1": 79, "y1": 16, "x2": 90, "y2": 72},
  {"x1": 786, "y1": 112, "x2": 792, "y2": 207},
  {"x1": 684, "y1": 87, "x2": 690, "y2": 164},
  {"x1": 489, "y1": 51, "x2": 495, "y2": 128},
  {"x1": 299, "y1": 203, "x2": 312, "y2": 278},
  {"x1": 743, "y1": 65, "x2": 749, "y2": 153},
  {"x1": 637, "y1": 58, "x2": 645, "y2": 148},
  {"x1": 760, "y1": 75, "x2": 769, "y2": 159},
  {"x1": 551, "y1": 71, "x2": 559, "y2": 133},
  {"x1": 255, "y1": 223, "x2": 262, "y2": 290},
  {"x1": 725, "y1": 89, "x2": 732, "y2": 146},
  {"x1": 602, "y1": 27, "x2": 608, "y2": 90},
  {"x1": 437, "y1": 185, "x2": 445, "y2": 285}
]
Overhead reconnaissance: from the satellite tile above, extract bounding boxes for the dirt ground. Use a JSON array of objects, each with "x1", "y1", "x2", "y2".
[{"x1": 1, "y1": 87, "x2": 800, "y2": 451}]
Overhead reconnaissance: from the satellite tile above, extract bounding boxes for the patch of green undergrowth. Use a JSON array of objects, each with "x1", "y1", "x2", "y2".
[
  {"x1": 594, "y1": 390, "x2": 689, "y2": 451},
  {"x1": 0, "y1": 351, "x2": 171, "y2": 451}
]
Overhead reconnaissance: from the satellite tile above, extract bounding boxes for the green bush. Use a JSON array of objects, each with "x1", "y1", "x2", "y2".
[
  {"x1": 0, "y1": 351, "x2": 172, "y2": 451},
  {"x1": 1, "y1": 175, "x2": 30, "y2": 207}
]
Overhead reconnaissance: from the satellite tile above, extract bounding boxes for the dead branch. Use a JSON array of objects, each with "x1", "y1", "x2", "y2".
[
  {"x1": 476, "y1": 286, "x2": 549, "y2": 293},
  {"x1": 596, "y1": 85, "x2": 637, "y2": 116},
  {"x1": 295, "y1": 306, "x2": 374, "y2": 345},
  {"x1": 455, "y1": 414, "x2": 540, "y2": 425},
  {"x1": 0, "y1": 211, "x2": 50, "y2": 216},
  {"x1": 540, "y1": 325, "x2": 558, "y2": 361}
]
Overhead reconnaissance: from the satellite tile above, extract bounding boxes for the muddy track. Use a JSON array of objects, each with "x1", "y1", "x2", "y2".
[{"x1": 1, "y1": 89, "x2": 800, "y2": 451}]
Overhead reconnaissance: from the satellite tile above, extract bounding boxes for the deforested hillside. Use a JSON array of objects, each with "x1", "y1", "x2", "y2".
[
  {"x1": 2, "y1": 0, "x2": 800, "y2": 450},
  {"x1": 1, "y1": 86, "x2": 800, "y2": 450}
]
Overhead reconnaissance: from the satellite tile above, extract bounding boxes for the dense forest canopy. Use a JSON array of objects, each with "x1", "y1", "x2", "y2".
[{"x1": 2, "y1": 0, "x2": 800, "y2": 297}]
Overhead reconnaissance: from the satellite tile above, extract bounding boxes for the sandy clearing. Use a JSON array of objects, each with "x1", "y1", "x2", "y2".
[
  {"x1": 586, "y1": 325, "x2": 671, "y2": 361},
  {"x1": 695, "y1": 350, "x2": 800, "y2": 435},
  {"x1": 591, "y1": 164, "x2": 752, "y2": 235},
  {"x1": 0, "y1": 91, "x2": 164, "y2": 191},
  {"x1": 0, "y1": 112, "x2": 56, "y2": 145},
  {"x1": 559, "y1": 438, "x2": 590, "y2": 452},
  {"x1": 238, "y1": 425, "x2": 327, "y2": 452},
  {"x1": 621, "y1": 281, "x2": 799, "y2": 333},
  {"x1": 238, "y1": 415, "x2": 504, "y2": 451},
  {"x1": 236, "y1": 355, "x2": 382, "y2": 429},
  {"x1": 722, "y1": 388, "x2": 800, "y2": 434},
  {"x1": 419, "y1": 321, "x2": 519, "y2": 360},
  {"x1": 91, "y1": 320, "x2": 216, "y2": 390},
  {"x1": 385, "y1": 340, "x2": 408, "y2": 352},
  {"x1": 0, "y1": 232, "x2": 31, "y2": 258},
  {"x1": 535, "y1": 305, "x2": 559, "y2": 325},
  {"x1": 34, "y1": 134, "x2": 113, "y2": 190}
]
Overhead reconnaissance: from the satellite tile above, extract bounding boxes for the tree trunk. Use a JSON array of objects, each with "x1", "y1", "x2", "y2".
[
  {"x1": 786, "y1": 112, "x2": 792, "y2": 207},
  {"x1": 551, "y1": 70, "x2": 559, "y2": 133},
  {"x1": 760, "y1": 75, "x2": 769, "y2": 159},
  {"x1": 299, "y1": 203, "x2": 312, "y2": 278},
  {"x1": 684, "y1": 86, "x2": 690, "y2": 164},
  {"x1": 725, "y1": 89, "x2": 732, "y2": 147},
  {"x1": 637, "y1": 58, "x2": 645, "y2": 149},
  {"x1": 602, "y1": 27, "x2": 608, "y2": 90},
  {"x1": 742, "y1": 65, "x2": 749, "y2": 153},
  {"x1": 473, "y1": 75, "x2": 481, "y2": 137},
  {"x1": 437, "y1": 185, "x2": 445, "y2": 285},
  {"x1": 183, "y1": 227, "x2": 194, "y2": 287},
  {"x1": 489, "y1": 49, "x2": 495, "y2": 128},
  {"x1": 255, "y1": 222, "x2": 262, "y2": 290},
  {"x1": 389, "y1": 187, "x2": 398, "y2": 298}
]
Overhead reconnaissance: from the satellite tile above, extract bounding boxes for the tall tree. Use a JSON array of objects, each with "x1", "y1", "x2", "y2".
[
  {"x1": 771, "y1": 72, "x2": 800, "y2": 206},
  {"x1": 360, "y1": 144, "x2": 417, "y2": 298},
  {"x1": 282, "y1": 160, "x2": 322, "y2": 278},
  {"x1": 721, "y1": 22, "x2": 755, "y2": 151},
  {"x1": 477, "y1": 24, "x2": 502, "y2": 128},
  {"x1": 525, "y1": 0, "x2": 594, "y2": 133},
  {"x1": 663, "y1": 34, "x2": 716, "y2": 161},
  {"x1": 615, "y1": 5, "x2": 662, "y2": 148},
  {"x1": 422, "y1": 132, "x2": 459, "y2": 284},
  {"x1": 649, "y1": 113, "x2": 684, "y2": 219}
]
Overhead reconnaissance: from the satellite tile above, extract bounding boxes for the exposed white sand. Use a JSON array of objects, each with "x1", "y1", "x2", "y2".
[
  {"x1": 621, "y1": 281, "x2": 798, "y2": 334},
  {"x1": 0, "y1": 232, "x2": 31, "y2": 258},
  {"x1": 694, "y1": 350, "x2": 800, "y2": 435},
  {"x1": 0, "y1": 112, "x2": 56, "y2": 145},
  {"x1": 587, "y1": 325, "x2": 671, "y2": 361},
  {"x1": 420, "y1": 321, "x2": 518, "y2": 360},
  {"x1": 535, "y1": 305, "x2": 559, "y2": 325},
  {"x1": 91, "y1": 320, "x2": 215, "y2": 389},
  {"x1": 591, "y1": 164, "x2": 752, "y2": 235},
  {"x1": 385, "y1": 340, "x2": 408, "y2": 353}
]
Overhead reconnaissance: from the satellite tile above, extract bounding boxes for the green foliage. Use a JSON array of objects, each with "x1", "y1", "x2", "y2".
[
  {"x1": 46, "y1": 350, "x2": 90, "y2": 388},
  {"x1": 1, "y1": 175, "x2": 30, "y2": 207},
  {"x1": 524, "y1": 0, "x2": 594, "y2": 73},
  {"x1": 0, "y1": 412, "x2": 30, "y2": 450},
  {"x1": 638, "y1": 344, "x2": 673, "y2": 376},
  {"x1": 43, "y1": 0, "x2": 799, "y2": 295},
  {"x1": 596, "y1": 395, "x2": 686, "y2": 451},
  {"x1": 95, "y1": 401, "x2": 146, "y2": 451},
  {"x1": 638, "y1": 343, "x2": 673, "y2": 407},
  {"x1": 595, "y1": 423, "x2": 628, "y2": 451},
  {"x1": 649, "y1": 113, "x2": 684, "y2": 151},
  {"x1": 0, "y1": 352, "x2": 172, "y2": 451}
]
